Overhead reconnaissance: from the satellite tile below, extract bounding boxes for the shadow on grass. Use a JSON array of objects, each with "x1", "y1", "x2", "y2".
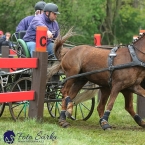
[
  {"x1": 1, "y1": 105, "x2": 145, "y2": 132},
  {"x1": 42, "y1": 116, "x2": 145, "y2": 132}
]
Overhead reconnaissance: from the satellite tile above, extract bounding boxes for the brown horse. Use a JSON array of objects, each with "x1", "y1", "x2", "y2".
[{"x1": 48, "y1": 28, "x2": 145, "y2": 129}]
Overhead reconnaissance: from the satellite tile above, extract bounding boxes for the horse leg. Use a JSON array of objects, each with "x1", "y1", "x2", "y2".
[
  {"x1": 121, "y1": 89, "x2": 145, "y2": 128},
  {"x1": 59, "y1": 79, "x2": 75, "y2": 128},
  {"x1": 99, "y1": 85, "x2": 120, "y2": 130},
  {"x1": 65, "y1": 78, "x2": 88, "y2": 117},
  {"x1": 59, "y1": 78, "x2": 87, "y2": 127},
  {"x1": 97, "y1": 87, "x2": 110, "y2": 119},
  {"x1": 58, "y1": 98, "x2": 70, "y2": 128},
  {"x1": 129, "y1": 84, "x2": 145, "y2": 127},
  {"x1": 129, "y1": 84, "x2": 145, "y2": 97}
]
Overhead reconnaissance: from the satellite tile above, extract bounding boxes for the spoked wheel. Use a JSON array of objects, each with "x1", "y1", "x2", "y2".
[
  {"x1": 0, "y1": 86, "x2": 5, "y2": 117},
  {"x1": 9, "y1": 77, "x2": 32, "y2": 121},
  {"x1": 72, "y1": 82, "x2": 97, "y2": 120},
  {"x1": 71, "y1": 97, "x2": 95, "y2": 121},
  {"x1": 45, "y1": 84, "x2": 62, "y2": 119},
  {"x1": 16, "y1": 45, "x2": 27, "y2": 58},
  {"x1": 46, "y1": 81, "x2": 95, "y2": 121},
  {"x1": 45, "y1": 74, "x2": 62, "y2": 119}
]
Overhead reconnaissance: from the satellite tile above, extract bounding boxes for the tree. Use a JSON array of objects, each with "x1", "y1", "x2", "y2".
[
  {"x1": 0, "y1": 0, "x2": 35, "y2": 33},
  {"x1": 57, "y1": 0, "x2": 106, "y2": 45},
  {"x1": 100, "y1": 0, "x2": 145, "y2": 45},
  {"x1": 0, "y1": 0, "x2": 145, "y2": 45}
]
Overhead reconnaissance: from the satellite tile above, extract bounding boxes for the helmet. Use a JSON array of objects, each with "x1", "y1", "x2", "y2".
[
  {"x1": 43, "y1": 3, "x2": 60, "y2": 14},
  {"x1": 35, "y1": 1, "x2": 46, "y2": 11}
]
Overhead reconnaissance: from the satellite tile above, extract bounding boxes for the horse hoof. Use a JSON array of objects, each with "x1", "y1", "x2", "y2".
[
  {"x1": 100, "y1": 119, "x2": 112, "y2": 130},
  {"x1": 102, "y1": 124, "x2": 112, "y2": 130},
  {"x1": 65, "y1": 111, "x2": 72, "y2": 118},
  {"x1": 140, "y1": 121, "x2": 145, "y2": 128},
  {"x1": 105, "y1": 127, "x2": 112, "y2": 131},
  {"x1": 58, "y1": 119, "x2": 70, "y2": 128},
  {"x1": 62, "y1": 122, "x2": 71, "y2": 128}
]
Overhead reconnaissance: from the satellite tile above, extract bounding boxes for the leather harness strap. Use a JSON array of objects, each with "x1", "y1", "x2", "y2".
[
  {"x1": 108, "y1": 45, "x2": 145, "y2": 88},
  {"x1": 60, "y1": 45, "x2": 145, "y2": 87},
  {"x1": 108, "y1": 46, "x2": 119, "y2": 88}
]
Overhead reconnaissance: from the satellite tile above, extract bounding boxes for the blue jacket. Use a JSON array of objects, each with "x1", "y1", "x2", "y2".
[
  {"x1": 16, "y1": 15, "x2": 35, "y2": 32},
  {"x1": 23, "y1": 13, "x2": 59, "y2": 44}
]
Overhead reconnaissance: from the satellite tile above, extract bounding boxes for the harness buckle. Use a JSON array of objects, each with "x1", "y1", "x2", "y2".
[
  {"x1": 141, "y1": 62, "x2": 145, "y2": 67},
  {"x1": 109, "y1": 53, "x2": 116, "y2": 57},
  {"x1": 109, "y1": 65, "x2": 114, "y2": 71}
]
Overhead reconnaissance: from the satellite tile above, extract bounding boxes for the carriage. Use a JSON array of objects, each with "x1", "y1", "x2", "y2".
[{"x1": 0, "y1": 31, "x2": 97, "y2": 122}]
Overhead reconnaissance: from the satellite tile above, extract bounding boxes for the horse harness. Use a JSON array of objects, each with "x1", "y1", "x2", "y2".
[
  {"x1": 108, "y1": 45, "x2": 145, "y2": 88},
  {"x1": 60, "y1": 45, "x2": 145, "y2": 87}
]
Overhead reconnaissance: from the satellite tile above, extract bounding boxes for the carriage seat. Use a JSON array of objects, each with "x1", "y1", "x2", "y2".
[{"x1": 17, "y1": 31, "x2": 26, "y2": 39}]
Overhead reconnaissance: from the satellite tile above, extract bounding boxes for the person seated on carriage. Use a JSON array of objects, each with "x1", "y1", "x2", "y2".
[
  {"x1": 23, "y1": 3, "x2": 60, "y2": 58},
  {"x1": 16, "y1": 1, "x2": 46, "y2": 37}
]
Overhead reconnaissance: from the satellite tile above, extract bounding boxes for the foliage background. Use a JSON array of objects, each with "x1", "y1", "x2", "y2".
[{"x1": 0, "y1": 0, "x2": 145, "y2": 45}]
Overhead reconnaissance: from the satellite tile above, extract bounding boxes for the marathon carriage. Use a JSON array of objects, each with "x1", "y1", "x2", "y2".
[{"x1": 0, "y1": 31, "x2": 97, "y2": 122}]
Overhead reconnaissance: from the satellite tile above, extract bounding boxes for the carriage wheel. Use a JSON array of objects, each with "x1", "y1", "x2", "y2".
[
  {"x1": 17, "y1": 39, "x2": 31, "y2": 58},
  {"x1": 46, "y1": 83, "x2": 95, "y2": 121},
  {"x1": 71, "y1": 97, "x2": 95, "y2": 121},
  {"x1": 0, "y1": 86, "x2": 5, "y2": 117},
  {"x1": 9, "y1": 77, "x2": 31, "y2": 121},
  {"x1": 45, "y1": 84, "x2": 62, "y2": 119}
]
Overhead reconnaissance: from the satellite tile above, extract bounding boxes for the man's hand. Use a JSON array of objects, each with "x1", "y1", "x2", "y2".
[{"x1": 47, "y1": 30, "x2": 53, "y2": 39}]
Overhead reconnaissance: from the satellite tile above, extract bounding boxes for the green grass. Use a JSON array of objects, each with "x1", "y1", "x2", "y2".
[{"x1": 0, "y1": 93, "x2": 145, "y2": 145}]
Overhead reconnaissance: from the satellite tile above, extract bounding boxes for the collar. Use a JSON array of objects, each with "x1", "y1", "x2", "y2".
[{"x1": 43, "y1": 13, "x2": 52, "y2": 23}]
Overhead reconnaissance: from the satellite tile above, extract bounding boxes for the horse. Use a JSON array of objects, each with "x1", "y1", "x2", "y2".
[{"x1": 47, "y1": 28, "x2": 145, "y2": 130}]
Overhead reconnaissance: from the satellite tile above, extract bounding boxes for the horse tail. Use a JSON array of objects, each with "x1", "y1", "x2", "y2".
[
  {"x1": 47, "y1": 61, "x2": 61, "y2": 81},
  {"x1": 54, "y1": 27, "x2": 76, "y2": 60},
  {"x1": 47, "y1": 28, "x2": 76, "y2": 81}
]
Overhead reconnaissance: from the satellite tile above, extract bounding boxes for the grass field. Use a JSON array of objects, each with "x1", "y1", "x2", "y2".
[{"x1": 0, "y1": 93, "x2": 145, "y2": 145}]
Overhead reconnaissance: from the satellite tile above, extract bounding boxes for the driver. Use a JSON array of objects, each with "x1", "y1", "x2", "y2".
[{"x1": 23, "y1": 3, "x2": 60, "y2": 57}]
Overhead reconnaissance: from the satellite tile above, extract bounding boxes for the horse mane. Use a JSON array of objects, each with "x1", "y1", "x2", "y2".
[
  {"x1": 132, "y1": 32, "x2": 145, "y2": 44},
  {"x1": 53, "y1": 27, "x2": 76, "y2": 60}
]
